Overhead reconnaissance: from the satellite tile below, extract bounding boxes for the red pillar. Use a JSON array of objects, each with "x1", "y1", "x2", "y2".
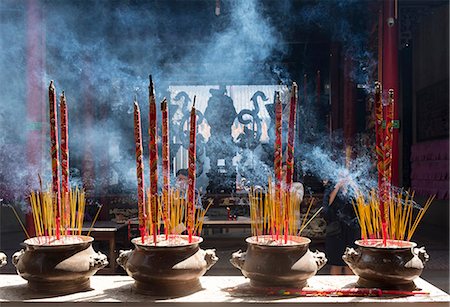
[
  {"x1": 25, "y1": 0, "x2": 46, "y2": 236},
  {"x1": 382, "y1": 0, "x2": 399, "y2": 186}
]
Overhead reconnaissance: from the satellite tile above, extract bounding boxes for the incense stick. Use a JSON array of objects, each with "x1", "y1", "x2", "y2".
[
  {"x1": 87, "y1": 205, "x2": 103, "y2": 237},
  {"x1": 249, "y1": 178, "x2": 313, "y2": 241},
  {"x1": 353, "y1": 189, "x2": 434, "y2": 242},
  {"x1": 298, "y1": 207, "x2": 322, "y2": 235},
  {"x1": 8, "y1": 205, "x2": 30, "y2": 239},
  {"x1": 28, "y1": 186, "x2": 87, "y2": 239}
]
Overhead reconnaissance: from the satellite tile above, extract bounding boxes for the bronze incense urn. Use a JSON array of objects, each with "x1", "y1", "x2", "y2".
[
  {"x1": 117, "y1": 235, "x2": 218, "y2": 296},
  {"x1": 231, "y1": 235, "x2": 327, "y2": 288},
  {"x1": 13, "y1": 235, "x2": 108, "y2": 294},
  {"x1": 343, "y1": 239, "x2": 429, "y2": 290}
]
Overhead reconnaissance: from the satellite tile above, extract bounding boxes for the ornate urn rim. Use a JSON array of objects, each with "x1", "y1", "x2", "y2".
[
  {"x1": 132, "y1": 234, "x2": 203, "y2": 248},
  {"x1": 355, "y1": 239, "x2": 417, "y2": 249},
  {"x1": 245, "y1": 235, "x2": 311, "y2": 247},
  {"x1": 23, "y1": 235, "x2": 93, "y2": 249}
]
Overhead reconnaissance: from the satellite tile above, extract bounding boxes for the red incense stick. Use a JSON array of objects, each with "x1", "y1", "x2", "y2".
[
  {"x1": 148, "y1": 75, "x2": 158, "y2": 245},
  {"x1": 48, "y1": 81, "x2": 61, "y2": 240},
  {"x1": 187, "y1": 97, "x2": 197, "y2": 243},
  {"x1": 133, "y1": 100, "x2": 146, "y2": 243},
  {"x1": 284, "y1": 82, "x2": 298, "y2": 243},
  {"x1": 274, "y1": 91, "x2": 283, "y2": 241},
  {"x1": 161, "y1": 98, "x2": 170, "y2": 239}
]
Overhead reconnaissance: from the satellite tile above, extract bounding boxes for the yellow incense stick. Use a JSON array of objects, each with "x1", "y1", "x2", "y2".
[
  {"x1": 9, "y1": 205, "x2": 30, "y2": 239},
  {"x1": 87, "y1": 205, "x2": 103, "y2": 237}
]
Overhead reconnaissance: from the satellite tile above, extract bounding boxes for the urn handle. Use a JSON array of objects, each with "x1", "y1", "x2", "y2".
[
  {"x1": 312, "y1": 250, "x2": 327, "y2": 270},
  {"x1": 204, "y1": 249, "x2": 218, "y2": 271},
  {"x1": 0, "y1": 252, "x2": 6, "y2": 268},
  {"x1": 230, "y1": 250, "x2": 246, "y2": 270},
  {"x1": 405, "y1": 246, "x2": 430, "y2": 270},
  {"x1": 405, "y1": 246, "x2": 428, "y2": 269},
  {"x1": 342, "y1": 247, "x2": 360, "y2": 266},
  {"x1": 117, "y1": 249, "x2": 132, "y2": 269},
  {"x1": 414, "y1": 246, "x2": 429, "y2": 265},
  {"x1": 12, "y1": 249, "x2": 24, "y2": 267},
  {"x1": 90, "y1": 251, "x2": 109, "y2": 270}
]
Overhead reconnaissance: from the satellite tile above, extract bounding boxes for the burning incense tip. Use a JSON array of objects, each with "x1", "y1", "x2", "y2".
[
  {"x1": 49, "y1": 80, "x2": 55, "y2": 90},
  {"x1": 375, "y1": 81, "x2": 381, "y2": 92},
  {"x1": 193, "y1": 95, "x2": 196, "y2": 107},
  {"x1": 161, "y1": 97, "x2": 167, "y2": 110},
  {"x1": 388, "y1": 89, "x2": 394, "y2": 98},
  {"x1": 149, "y1": 74, "x2": 154, "y2": 91}
]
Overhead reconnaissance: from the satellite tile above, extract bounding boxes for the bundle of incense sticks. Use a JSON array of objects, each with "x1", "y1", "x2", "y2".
[
  {"x1": 353, "y1": 189, "x2": 434, "y2": 241},
  {"x1": 249, "y1": 179, "x2": 315, "y2": 240},
  {"x1": 22, "y1": 82, "x2": 99, "y2": 243},
  {"x1": 370, "y1": 83, "x2": 433, "y2": 244},
  {"x1": 29, "y1": 186, "x2": 88, "y2": 239},
  {"x1": 374, "y1": 82, "x2": 395, "y2": 245},
  {"x1": 248, "y1": 82, "x2": 306, "y2": 243},
  {"x1": 143, "y1": 190, "x2": 213, "y2": 239},
  {"x1": 133, "y1": 78, "x2": 208, "y2": 244}
]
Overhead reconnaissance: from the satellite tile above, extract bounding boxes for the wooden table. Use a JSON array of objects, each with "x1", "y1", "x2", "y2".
[
  {"x1": 202, "y1": 217, "x2": 251, "y2": 236},
  {"x1": 127, "y1": 217, "x2": 252, "y2": 237},
  {"x1": 75, "y1": 221, "x2": 127, "y2": 273},
  {"x1": 0, "y1": 275, "x2": 448, "y2": 306},
  {"x1": 203, "y1": 217, "x2": 251, "y2": 227}
]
